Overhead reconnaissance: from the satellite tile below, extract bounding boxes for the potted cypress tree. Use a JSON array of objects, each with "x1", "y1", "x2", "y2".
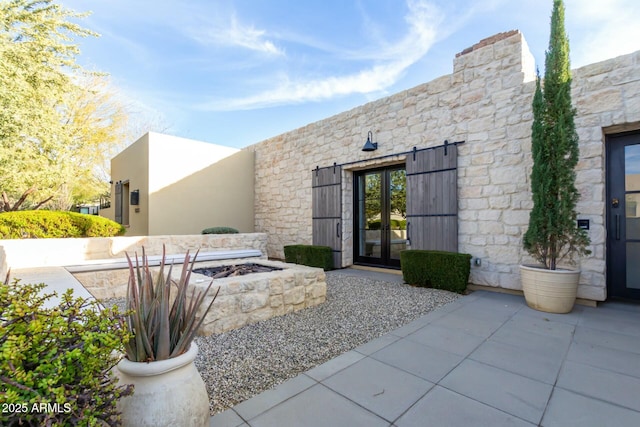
[
  {"x1": 520, "y1": 0, "x2": 590, "y2": 313},
  {"x1": 115, "y1": 246, "x2": 219, "y2": 427}
]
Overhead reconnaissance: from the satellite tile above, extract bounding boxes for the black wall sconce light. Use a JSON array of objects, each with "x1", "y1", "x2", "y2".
[
  {"x1": 362, "y1": 130, "x2": 378, "y2": 152},
  {"x1": 130, "y1": 190, "x2": 140, "y2": 206}
]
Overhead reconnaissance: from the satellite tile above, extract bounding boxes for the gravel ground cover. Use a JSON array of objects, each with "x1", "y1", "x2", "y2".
[{"x1": 102, "y1": 270, "x2": 459, "y2": 415}]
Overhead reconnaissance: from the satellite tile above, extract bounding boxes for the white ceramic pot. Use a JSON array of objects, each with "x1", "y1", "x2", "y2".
[
  {"x1": 116, "y1": 342, "x2": 210, "y2": 427},
  {"x1": 520, "y1": 265, "x2": 580, "y2": 314}
]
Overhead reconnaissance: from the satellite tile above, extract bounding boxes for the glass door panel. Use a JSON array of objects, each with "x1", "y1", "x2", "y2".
[
  {"x1": 358, "y1": 172, "x2": 382, "y2": 259},
  {"x1": 625, "y1": 145, "x2": 640, "y2": 289},
  {"x1": 355, "y1": 167, "x2": 406, "y2": 267},
  {"x1": 389, "y1": 169, "x2": 407, "y2": 262}
]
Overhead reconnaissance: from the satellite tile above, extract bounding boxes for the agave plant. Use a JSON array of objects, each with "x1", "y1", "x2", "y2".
[{"x1": 123, "y1": 245, "x2": 219, "y2": 362}]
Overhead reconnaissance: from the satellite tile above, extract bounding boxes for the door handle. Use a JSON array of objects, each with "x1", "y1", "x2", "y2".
[
  {"x1": 406, "y1": 222, "x2": 411, "y2": 244},
  {"x1": 336, "y1": 222, "x2": 340, "y2": 238},
  {"x1": 615, "y1": 214, "x2": 620, "y2": 240}
]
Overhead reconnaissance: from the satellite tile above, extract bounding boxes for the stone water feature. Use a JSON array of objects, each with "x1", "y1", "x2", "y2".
[
  {"x1": 191, "y1": 260, "x2": 327, "y2": 336},
  {"x1": 193, "y1": 263, "x2": 283, "y2": 279},
  {"x1": 79, "y1": 258, "x2": 327, "y2": 336}
]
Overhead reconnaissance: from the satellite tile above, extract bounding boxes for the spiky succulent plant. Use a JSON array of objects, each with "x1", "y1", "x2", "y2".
[{"x1": 123, "y1": 246, "x2": 219, "y2": 362}]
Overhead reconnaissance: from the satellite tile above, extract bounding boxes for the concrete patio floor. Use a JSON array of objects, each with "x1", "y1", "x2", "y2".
[{"x1": 211, "y1": 270, "x2": 640, "y2": 427}]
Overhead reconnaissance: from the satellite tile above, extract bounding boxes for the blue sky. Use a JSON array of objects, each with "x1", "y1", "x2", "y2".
[{"x1": 60, "y1": 0, "x2": 640, "y2": 149}]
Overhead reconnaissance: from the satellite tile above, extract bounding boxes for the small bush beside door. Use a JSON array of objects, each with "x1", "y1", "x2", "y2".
[
  {"x1": 284, "y1": 245, "x2": 334, "y2": 271},
  {"x1": 400, "y1": 250, "x2": 472, "y2": 293}
]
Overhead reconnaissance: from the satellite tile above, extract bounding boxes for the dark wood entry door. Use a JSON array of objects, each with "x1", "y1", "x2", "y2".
[
  {"x1": 406, "y1": 144, "x2": 458, "y2": 252},
  {"x1": 354, "y1": 167, "x2": 407, "y2": 268},
  {"x1": 607, "y1": 131, "x2": 640, "y2": 300},
  {"x1": 312, "y1": 165, "x2": 342, "y2": 268}
]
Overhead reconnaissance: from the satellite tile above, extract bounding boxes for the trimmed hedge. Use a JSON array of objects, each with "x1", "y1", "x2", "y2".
[
  {"x1": 284, "y1": 244, "x2": 334, "y2": 271},
  {"x1": 400, "y1": 250, "x2": 472, "y2": 293},
  {"x1": 202, "y1": 226, "x2": 239, "y2": 234},
  {"x1": 368, "y1": 219, "x2": 406, "y2": 230},
  {"x1": 0, "y1": 211, "x2": 125, "y2": 239}
]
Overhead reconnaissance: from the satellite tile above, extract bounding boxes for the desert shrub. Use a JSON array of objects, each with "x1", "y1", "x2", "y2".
[
  {"x1": 123, "y1": 247, "x2": 218, "y2": 361},
  {"x1": 367, "y1": 219, "x2": 406, "y2": 230},
  {"x1": 0, "y1": 279, "x2": 133, "y2": 426},
  {"x1": 0, "y1": 211, "x2": 125, "y2": 239},
  {"x1": 368, "y1": 220, "x2": 382, "y2": 230},
  {"x1": 392, "y1": 219, "x2": 407, "y2": 229},
  {"x1": 400, "y1": 250, "x2": 472, "y2": 293},
  {"x1": 284, "y1": 244, "x2": 334, "y2": 270},
  {"x1": 201, "y1": 226, "x2": 239, "y2": 234}
]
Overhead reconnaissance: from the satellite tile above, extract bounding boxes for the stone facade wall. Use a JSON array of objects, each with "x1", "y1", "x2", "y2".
[
  {"x1": 248, "y1": 30, "x2": 640, "y2": 301},
  {"x1": 569, "y1": 53, "x2": 640, "y2": 300}
]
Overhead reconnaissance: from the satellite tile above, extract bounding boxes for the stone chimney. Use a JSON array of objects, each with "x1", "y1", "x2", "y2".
[{"x1": 453, "y1": 30, "x2": 536, "y2": 85}]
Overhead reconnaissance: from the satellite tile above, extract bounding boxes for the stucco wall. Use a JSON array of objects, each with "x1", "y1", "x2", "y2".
[
  {"x1": 147, "y1": 132, "x2": 239, "y2": 193},
  {"x1": 247, "y1": 30, "x2": 640, "y2": 301},
  {"x1": 106, "y1": 133, "x2": 150, "y2": 235},
  {"x1": 149, "y1": 148, "x2": 255, "y2": 235},
  {"x1": 106, "y1": 132, "x2": 255, "y2": 236}
]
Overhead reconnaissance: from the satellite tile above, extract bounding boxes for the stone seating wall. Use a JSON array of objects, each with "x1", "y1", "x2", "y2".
[{"x1": 0, "y1": 233, "x2": 268, "y2": 278}]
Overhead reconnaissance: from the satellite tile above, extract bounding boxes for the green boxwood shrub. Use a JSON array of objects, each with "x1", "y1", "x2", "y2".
[
  {"x1": 0, "y1": 211, "x2": 125, "y2": 239},
  {"x1": 367, "y1": 219, "x2": 406, "y2": 230},
  {"x1": 201, "y1": 226, "x2": 239, "y2": 234},
  {"x1": 0, "y1": 279, "x2": 133, "y2": 426},
  {"x1": 284, "y1": 244, "x2": 334, "y2": 270},
  {"x1": 400, "y1": 250, "x2": 472, "y2": 293}
]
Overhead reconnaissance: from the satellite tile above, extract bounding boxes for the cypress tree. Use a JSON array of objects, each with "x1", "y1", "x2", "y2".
[{"x1": 523, "y1": 0, "x2": 590, "y2": 269}]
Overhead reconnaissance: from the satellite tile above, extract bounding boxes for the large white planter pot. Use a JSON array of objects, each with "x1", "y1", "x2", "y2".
[
  {"x1": 116, "y1": 342, "x2": 209, "y2": 427},
  {"x1": 520, "y1": 265, "x2": 580, "y2": 314}
]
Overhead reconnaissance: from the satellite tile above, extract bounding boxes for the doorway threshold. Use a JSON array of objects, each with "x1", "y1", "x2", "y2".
[{"x1": 350, "y1": 264, "x2": 403, "y2": 275}]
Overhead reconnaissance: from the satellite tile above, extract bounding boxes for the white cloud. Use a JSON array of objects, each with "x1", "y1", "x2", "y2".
[
  {"x1": 187, "y1": 13, "x2": 284, "y2": 56},
  {"x1": 199, "y1": 0, "x2": 443, "y2": 111},
  {"x1": 566, "y1": 0, "x2": 640, "y2": 67}
]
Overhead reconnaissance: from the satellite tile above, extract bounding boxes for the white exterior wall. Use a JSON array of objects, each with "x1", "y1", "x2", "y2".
[
  {"x1": 147, "y1": 132, "x2": 239, "y2": 194},
  {"x1": 107, "y1": 132, "x2": 255, "y2": 235}
]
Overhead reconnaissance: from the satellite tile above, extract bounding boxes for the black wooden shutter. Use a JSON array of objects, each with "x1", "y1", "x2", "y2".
[
  {"x1": 114, "y1": 182, "x2": 123, "y2": 224},
  {"x1": 406, "y1": 144, "x2": 458, "y2": 252},
  {"x1": 312, "y1": 164, "x2": 342, "y2": 268}
]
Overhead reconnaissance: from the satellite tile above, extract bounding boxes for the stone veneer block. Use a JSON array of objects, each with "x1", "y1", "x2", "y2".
[
  {"x1": 192, "y1": 260, "x2": 326, "y2": 336},
  {"x1": 77, "y1": 259, "x2": 326, "y2": 336}
]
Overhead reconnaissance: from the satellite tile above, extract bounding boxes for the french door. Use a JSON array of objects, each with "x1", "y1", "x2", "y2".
[
  {"x1": 354, "y1": 167, "x2": 407, "y2": 268},
  {"x1": 607, "y1": 132, "x2": 640, "y2": 300}
]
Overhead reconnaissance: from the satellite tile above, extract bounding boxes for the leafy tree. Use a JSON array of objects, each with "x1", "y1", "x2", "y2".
[
  {"x1": 389, "y1": 169, "x2": 406, "y2": 218},
  {"x1": 363, "y1": 170, "x2": 406, "y2": 228},
  {"x1": 57, "y1": 74, "x2": 132, "y2": 209},
  {"x1": 0, "y1": 0, "x2": 98, "y2": 211},
  {"x1": 0, "y1": 0, "x2": 148, "y2": 212},
  {"x1": 523, "y1": 0, "x2": 590, "y2": 269},
  {"x1": 364, "y1": 172, "x2": 381, "y2": 225}
]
